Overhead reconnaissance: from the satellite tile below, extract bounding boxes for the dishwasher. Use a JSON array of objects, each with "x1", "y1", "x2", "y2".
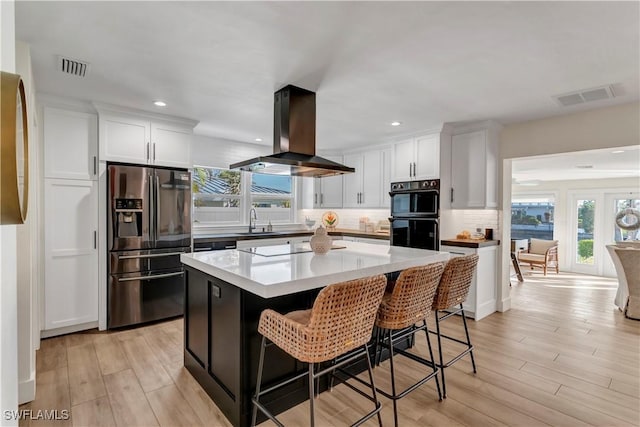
[{"x1": 193, "y1": 240, "x2": 237, "y2": 252}]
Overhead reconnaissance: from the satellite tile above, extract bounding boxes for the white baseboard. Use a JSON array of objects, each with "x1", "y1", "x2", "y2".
[
  {"x1": 40, "y1": 321, "x2": 98, "y2": 339},
  {"x1": 498, "y1": 296, "x2": 512, "y2": 312},
  {"x1": 18, "y1": 375, "x2": 35, "y2": 404}
]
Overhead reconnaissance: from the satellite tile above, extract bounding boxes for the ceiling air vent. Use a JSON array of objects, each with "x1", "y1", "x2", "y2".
[
  {"x1": 554, "y1": 85, "x2": 616, "y2": 107},
  {"x1": 58, "y1": 56, "x2": 90, "y2": 77}
]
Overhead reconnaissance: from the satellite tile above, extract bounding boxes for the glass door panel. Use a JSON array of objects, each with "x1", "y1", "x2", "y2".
[
  {"x1": 613, "y1": 198, "x2": 640, "y2": 242},
  {"x1": 575, "y1": 199, "x2": 595, "y2": 265}
]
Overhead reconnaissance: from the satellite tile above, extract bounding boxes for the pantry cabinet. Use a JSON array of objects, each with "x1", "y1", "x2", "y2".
[
  {"x1": 43, "y1": 107, "x2": 98, "y2": 180},
  {"x1": 44, "y1": 179, "x2": 99, "y2": 330},
  {"x1": 450, "y1": 129, "x2": 498, "y2": 209},
  {"x1": 440, "y1": 244, "x2": 498, "y2": 320},
  {"x1": 392, "y1": 134, "x2": 440, "y2": 182},
  {"x1": 98, "y1": 112, "x2": 195, "y2": 168}
]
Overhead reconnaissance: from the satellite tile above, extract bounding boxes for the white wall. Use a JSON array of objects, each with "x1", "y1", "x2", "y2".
[
  {"x1": 499, "y1": 102, "x2": 640, "y2": 313},
  {"x1": 15, "y1": 41, "x2": 38, "y2": 404},
  {"x1": 1, "y1": 0, "x2": 19, "y2": 424}
]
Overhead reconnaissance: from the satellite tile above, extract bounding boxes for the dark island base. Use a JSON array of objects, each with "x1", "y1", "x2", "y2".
[{"x1": 183, "y1": 266, "x2": 407, "y2": 427}]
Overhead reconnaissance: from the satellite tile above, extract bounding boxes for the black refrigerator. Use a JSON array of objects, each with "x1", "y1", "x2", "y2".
[{"x1": 107, "y1": 163, "x2": 191, "y2": 328}]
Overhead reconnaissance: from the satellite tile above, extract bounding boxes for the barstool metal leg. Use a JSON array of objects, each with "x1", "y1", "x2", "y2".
[
  {"x1": 384, "y1": 329, "x2": 399, "y2": 427},
  {"x1": 434, "y1": 310, "x2": 447, "y2": 398},
  {"x1": 308, "y1": 362, "x2": 315, "y2": 427},
  {"x1": 460, "y1": 304, "x2": 477, "y2": 373},
  {"x1": 362, "y1": 344, "x2": 383, "y2": 427},
  {"x1": 423, "y1": 320, "x2": 442, "y2": 401},
  {"x1": 251, "y1": 336, "x2": 267, "y2": 427}
]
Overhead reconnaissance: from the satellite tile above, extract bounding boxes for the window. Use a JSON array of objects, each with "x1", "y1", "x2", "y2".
[
  {"x1": 192, "y1": 166, "x2": 294, "y2": 225},
  {"x1": 511, "y1": 195, "x2": 555, "y2": 241},
  {"x1": 251, "y1": 174, "x2": 293, "y2": 223}
]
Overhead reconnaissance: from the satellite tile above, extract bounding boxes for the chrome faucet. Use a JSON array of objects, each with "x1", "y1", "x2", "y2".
[{"x1": 249, "y1": 208, "x2": 258, "y2": 233}]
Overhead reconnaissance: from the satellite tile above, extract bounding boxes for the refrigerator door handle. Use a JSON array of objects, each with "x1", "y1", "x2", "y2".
[
  {"x1": 118, "y1": 251, "x2": 185, "y2": 260},
  {"x1": 155, "y1": 175, "x2": 161, "y2": 242},
  {"x1": 117, "y1": 271, "x2": 184, "y2": 282},
  {"x1": 148, "y1": 175, "x2": 155, "y2": 244}
]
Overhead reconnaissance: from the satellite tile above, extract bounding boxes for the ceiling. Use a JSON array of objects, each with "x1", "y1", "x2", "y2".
[
  {"x1": 16, "y1": 2, "x2": 640, "y2": 151},
  {"x1": 512, "y1": 146, "x2": 640, "y2": 183}
]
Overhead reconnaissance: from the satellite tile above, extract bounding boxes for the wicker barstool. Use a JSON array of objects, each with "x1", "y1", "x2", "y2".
[
  {"x1": 430, "y1": 254, "x2": 479, "y2": 398},
  {"x1": 373, "y1": 263, "x2": 445, "y2": 427},
  {"x1": 251, "y1": 274, "x2": 387, "y2": 427}
]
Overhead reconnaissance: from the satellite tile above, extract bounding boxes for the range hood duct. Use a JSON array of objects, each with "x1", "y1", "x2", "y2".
[{"x1": 230, "y1": 85, "x2": 355, "y2": 177}]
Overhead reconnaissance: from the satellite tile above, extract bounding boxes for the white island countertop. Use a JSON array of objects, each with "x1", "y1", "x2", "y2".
[{"x1": 181, "y1": 241, "x2": 450, "y2": 298}]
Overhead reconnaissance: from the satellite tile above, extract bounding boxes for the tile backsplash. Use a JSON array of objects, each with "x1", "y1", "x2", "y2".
[{"x1": 299, "y1": 209, "x2": 390, "y2": 230}]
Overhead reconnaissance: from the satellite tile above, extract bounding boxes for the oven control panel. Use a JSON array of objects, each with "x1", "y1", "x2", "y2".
[{"x1": 391, "y1": 179, "x2": 439, "y2": 192}]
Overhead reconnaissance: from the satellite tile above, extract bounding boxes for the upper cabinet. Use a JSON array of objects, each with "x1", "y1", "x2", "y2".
[
  {"x1": 450, "y1": 126, "x2": 499, "y2": 209},
  {"x1": 44, "y1": 107, "x2": 98, "y2": 180},
  {"x1": 312, "y1": 155, "x2": 343, "y2": 208},
  {"x1": 96, "y1": 106, "x2": 198, "y2": 168},
  {"x1": 343, "y1": 149, "x2": 387, "y2": 208},
  {"x1": 392, "y1": 133, "x2": 440, "y2": 182}
]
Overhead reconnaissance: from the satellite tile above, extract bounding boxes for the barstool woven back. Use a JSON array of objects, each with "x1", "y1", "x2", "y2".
[
  {"x1": 432, "y1": 254, "x2": 479, "y2": 310},
  {"x1": 377, "y1": 263, "x2": 445, "y2": 330},
  {"x1": 258, "y1": 274, "x2": 387, "y2": 363}
]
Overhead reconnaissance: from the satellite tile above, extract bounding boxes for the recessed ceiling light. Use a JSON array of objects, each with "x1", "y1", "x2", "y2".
[
  {"x1": 391, "y1": 121, "x2": 402, "y2": 126},
  {"x1": 255, "y1": 138, "x2": 263, "y2": 142},
  {"x1": 612, "y1": 150, "x2": 625, "y2": 154},
  {"x1": 153, "y1": 100, "x2": 166, "y2": 107},
  {"x1": 576, "y1": 165, "x2": 594, "y2": 169}
]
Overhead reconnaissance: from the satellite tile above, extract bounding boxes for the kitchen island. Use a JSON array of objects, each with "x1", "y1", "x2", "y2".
[{"x1": 180, "y1": 241, "x2": 449, "y2": 427}]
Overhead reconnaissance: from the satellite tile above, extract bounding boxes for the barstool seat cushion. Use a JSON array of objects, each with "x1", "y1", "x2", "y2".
[{"x1": 285, "y1": 309, "x2": 312, "y2": 325}]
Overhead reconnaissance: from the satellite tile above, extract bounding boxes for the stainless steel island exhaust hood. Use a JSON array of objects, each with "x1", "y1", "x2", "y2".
[{"x1": 230, "y1": 85, "x2": 355, "y2": 177}]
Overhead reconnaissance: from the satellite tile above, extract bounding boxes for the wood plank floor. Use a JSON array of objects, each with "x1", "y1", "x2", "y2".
[{"x1": 21, "y1": 271, "x2": 639, "y2": 426}]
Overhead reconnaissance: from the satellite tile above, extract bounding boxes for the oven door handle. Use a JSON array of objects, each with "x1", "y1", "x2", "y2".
[
  {"x1": 118, "y1": 251, "x2": 185, "y2": 260},
  {"x1": 117, "y1": 271, "x2": 184, "y2": 282}
]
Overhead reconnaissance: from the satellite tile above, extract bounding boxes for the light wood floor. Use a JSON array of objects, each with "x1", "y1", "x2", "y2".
[{"x1": 21, "y1": 271, "x2": 640, "y2": 426}]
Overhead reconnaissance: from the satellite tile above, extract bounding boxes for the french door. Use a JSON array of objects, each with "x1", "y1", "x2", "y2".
[{"x1": 569, "y1": 194, "x2": 601, "y2": 275}]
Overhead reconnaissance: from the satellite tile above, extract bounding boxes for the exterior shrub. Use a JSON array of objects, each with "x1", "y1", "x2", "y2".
[{"x1": 578, "y1": 239, "x2": 593, "y2": 259}]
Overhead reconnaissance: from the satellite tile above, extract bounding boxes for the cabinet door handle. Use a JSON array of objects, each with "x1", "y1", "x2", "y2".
[
  {"x1": 146, "y1": 142, "x2": 150, "y2": 161},
  {"x1": 451, "y1": 188, "x2": 454, "y2": 203},
  {"x1": 93, "y1": 156, "x2": 97, "y2": 176},
  {"x1": 450, "y1": 251, "x2": 466, "y2": 255},
  {"x1": 320, "y1": 193, "x2": 324, "y2": 205},
  {"x1": 409, "y1": 163, "x2": 412, "y2": 177},
  {"x1": 94, "y1": 231, "x2": 97, "y2": 249},
  {"x1": 314, "y1": 193, "x2": 318, "y2": 204},
  {"x1": 153, "y1": 143, "x2": 156, "y2": 161},
  {"x1": 413, "y1": 162, "x2": 416, "y2": 177}
]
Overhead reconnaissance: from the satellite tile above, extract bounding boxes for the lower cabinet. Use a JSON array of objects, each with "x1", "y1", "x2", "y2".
[
  {"x1": 183, "y1": 266, "x2": 318, "y2": 427},
  {"x1": 44, "y1": 178, "x2": 98, "y2": 331},
  {"x1": 440, "y1": 244, "x2": 498, "y2": 321}
]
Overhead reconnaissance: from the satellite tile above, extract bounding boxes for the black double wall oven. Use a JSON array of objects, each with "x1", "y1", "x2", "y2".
[{"x1": 389, "y1": 179, "x2": 440, "y2": 251}]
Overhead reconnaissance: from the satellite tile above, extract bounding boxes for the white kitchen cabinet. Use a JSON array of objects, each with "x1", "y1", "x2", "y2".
[
  {"x1": 440, "y1": 244, "x2": 498, "y2": 320},
  {"x1": 450, "y1": 129, "x2": 498, "y2": 209},
  {"x1": 44, "y1": 179, "x2": 99, "y2": 331},
  {"x1": 43, "y1": 107, "x2": 98, "y2": 180},
  {"x1": 312, "y1": 155, "x2": 343, "y2": 208},
  {"x1": 343, "y1": 150, "x2": 384, "y2": 208},
  {"x1": 392, "y1": 134, "x2": 440, "y2": 182},
  {"x1": 99, "y1": 113, "x2": 193, "y2": 168}
]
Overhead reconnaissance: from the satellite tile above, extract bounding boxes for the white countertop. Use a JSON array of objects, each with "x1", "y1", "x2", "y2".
[{"x1": 181, "y1": 241, "x2": 450, "y2": 298}]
